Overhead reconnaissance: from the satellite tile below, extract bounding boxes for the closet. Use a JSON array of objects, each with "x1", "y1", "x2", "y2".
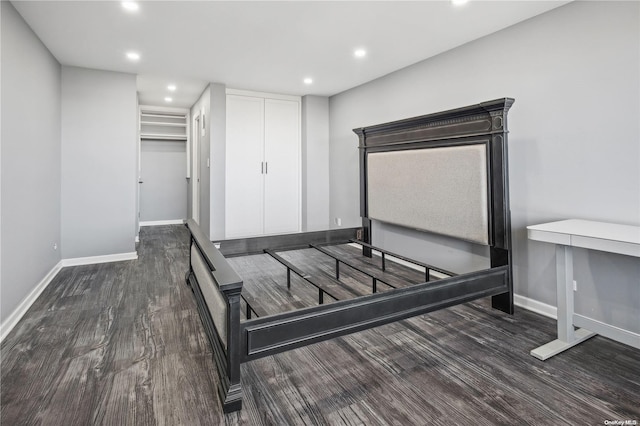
[
  {"x1": 138, "y1": 105, "x2": 189, "y2": 224},
  {"x1": 225, "y1": 91, "x2": 301, "y2": 238}
]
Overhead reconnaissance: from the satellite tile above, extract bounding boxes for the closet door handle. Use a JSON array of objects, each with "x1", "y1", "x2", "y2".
[
  {"x1": 261, "y1": 162, "x2": 264, "y2": 174},
  {"x1": 265, "y1": 162, "x2": 268, "y2": 174}
]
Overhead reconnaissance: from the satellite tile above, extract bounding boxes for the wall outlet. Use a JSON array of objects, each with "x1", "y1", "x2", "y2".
[
  {"x1": 573, "y1": 280, "x2": 577, "y2": 291},
  {"x1": 335, "y1": 217, "x2": 342, "y2": 226},
  {"x1": 53, "y1": 243, "x2": 58, "y2": 250}
]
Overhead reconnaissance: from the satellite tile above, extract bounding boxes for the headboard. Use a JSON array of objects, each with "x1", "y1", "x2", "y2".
[{"x1": 354, "y1": 98, "x2": 515, "y2": 312}]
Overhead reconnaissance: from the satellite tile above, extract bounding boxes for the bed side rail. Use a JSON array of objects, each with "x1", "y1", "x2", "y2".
[
  {"x1": 239, "y1": 265, "x2": 509, "y2": 363},
  {"x1": 185, "y1": 219, "x2": 243, "y2": 413}
]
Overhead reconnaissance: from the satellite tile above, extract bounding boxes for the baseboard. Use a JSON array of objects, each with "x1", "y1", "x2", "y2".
[
  {"x1": 1, "y1": 251, "x2": 139, "y2": 342},
  {"x1": 574, "y1": 314, "x2": 640, "y2": 349},
  {"x1": 61, "y1": 251, "x2": 138, "y2": 267},
  {"x1": 506, "y1": 293, "x2": 639, "y2": 350},
  {"x1": 513, "y1": 294, "x2": 557, "y2": 319},
  {"x1": 140, "y1": 219, "x2": 185, "y2": 227},
  {"x1": 0, "y1": 260, "x2": 63, "y2": 342}
]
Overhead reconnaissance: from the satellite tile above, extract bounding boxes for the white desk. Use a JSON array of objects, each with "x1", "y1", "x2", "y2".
[{"x1": 527, "y1": 219, "x2": 640, "y2": 360}]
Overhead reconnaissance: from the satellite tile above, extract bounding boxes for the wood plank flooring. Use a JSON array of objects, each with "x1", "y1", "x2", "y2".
[
  {"x1": 229, "y1": 253, "x2": 323, "y2": 318},
  {"x1": 2, "y1": 225, "x2": 639, "y2": 425}
]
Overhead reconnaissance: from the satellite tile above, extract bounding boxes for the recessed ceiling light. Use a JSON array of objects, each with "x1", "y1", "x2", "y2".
[
  {"x1": 354, "y1": 49, "x2": 367, "y2": 58},
  {"x1": 121, "y1": 2, "x2": 139, "y2": 12},
  {"x1": 164, "y1": 97, "x2": 173, "y2": 103},
  {"x1": 303, "y1": 78, "x2": 313, "y2": 85},
  {"x1": 451, "y1": 0, "x2": 469, "y2": 6},
  {"x1": 167, "y1": 84, "x2": 177, "y2": 91},
  {"x1": 126, "y1": 51, "x2": 140, "y2": 61}
]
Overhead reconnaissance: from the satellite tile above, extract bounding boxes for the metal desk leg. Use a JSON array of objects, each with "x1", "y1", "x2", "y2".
[{"x1": 530, "y1": 245, "x2": 596, "y2": 360}]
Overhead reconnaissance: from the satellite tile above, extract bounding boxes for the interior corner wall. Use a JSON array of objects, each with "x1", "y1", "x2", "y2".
[
  {"x1": 301, "y1": 95, "x2": 330, "y2": 231},
  {"x1": 1, "y1": 1, "x2": 62, "y2": 324},
  {"x1": 209, "y1": 83, "x2": 226, "y2": 241},
  {"x1": 328, "y1": 1, "x2": 639, "y2": 332},
  {"x1": 190, "y1": 85, "x2": 211, "y2": 238},
  {"x1": 61, "y1": 66, "x2": 137, "y2": 259}
]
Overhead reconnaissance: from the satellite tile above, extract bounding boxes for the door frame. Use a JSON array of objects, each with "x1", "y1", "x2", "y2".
[
  {"x1": 192, "y1": 113, "x2": 201, "y2": 224},
  {"x1": 138, "y1": 104, "x2": 191, "y2": 226}
]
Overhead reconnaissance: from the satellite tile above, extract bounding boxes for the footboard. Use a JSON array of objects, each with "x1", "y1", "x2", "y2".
[{"x1": 185, "y1": 219, "x2": 243, "y2": 412}]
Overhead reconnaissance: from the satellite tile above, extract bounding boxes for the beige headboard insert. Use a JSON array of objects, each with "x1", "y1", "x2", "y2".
[{"x1": 366, "y1": 143, "x2": 489, "y2": 245}]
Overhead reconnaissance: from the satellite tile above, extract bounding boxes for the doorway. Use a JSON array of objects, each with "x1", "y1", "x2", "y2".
[{"x1": 138, "y1": 106, "x2": 189, "y2": 225}]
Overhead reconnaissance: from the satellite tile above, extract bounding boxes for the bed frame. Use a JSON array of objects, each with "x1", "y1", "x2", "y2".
[{"x1": 185, "y1": 98, "x2": 515, "y2": 412}]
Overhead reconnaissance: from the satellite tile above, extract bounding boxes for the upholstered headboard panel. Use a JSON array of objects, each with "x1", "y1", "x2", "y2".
[{"x1": 367, "y1": 143, "x2": 489, "y2": 245}]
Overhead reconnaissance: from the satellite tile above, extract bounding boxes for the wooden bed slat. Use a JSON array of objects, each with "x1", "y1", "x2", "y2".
[{"x1": 266, "y1": 249, "x2": 362, "y2": 302}]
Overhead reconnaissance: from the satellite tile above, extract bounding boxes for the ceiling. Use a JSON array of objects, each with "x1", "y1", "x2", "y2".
[{"x1": 12, "y1": 1, "x2": 570, "y2": 108}]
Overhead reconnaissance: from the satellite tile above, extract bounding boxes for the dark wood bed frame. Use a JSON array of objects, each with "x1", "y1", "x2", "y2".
[{"x1": 185, "y1": 98, "x2": 515, "y2": 412}]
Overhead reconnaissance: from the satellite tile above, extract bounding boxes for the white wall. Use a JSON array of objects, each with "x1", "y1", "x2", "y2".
[
  {"x1": 61, "y1": 66, "x2": 137, "y2": 259},
  {"x1": 329, "y1": 1, "x2": 639, "y2": 332},
  {"x1": 302, "y1": 95, "x2": 331, "y2": 231},
  {"x1": 210, "y1": 83, "x2": 227, "y2": 241},
  {"x1": 1, "y1": 1, "x2": 62, "y2": 324}
]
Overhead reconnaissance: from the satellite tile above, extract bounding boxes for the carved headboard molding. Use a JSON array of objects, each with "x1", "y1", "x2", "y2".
[{"x1": 353, "y1": 98, "x2": 514, "y2": 145}]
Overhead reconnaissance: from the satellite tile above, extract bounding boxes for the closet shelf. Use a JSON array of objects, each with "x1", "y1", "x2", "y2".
[
  {"x1": 139, "y1": 106, "x2": 189, "y2": 142},
  {"x1": 141, "y1": 113, "x2": 187, "y2": 120},
  {"x1": 140, "y1": 121, "x2": 187, "y2": 127},
  {"x1": 140, "y1": 133, "x2": 187, "y2": 141}
]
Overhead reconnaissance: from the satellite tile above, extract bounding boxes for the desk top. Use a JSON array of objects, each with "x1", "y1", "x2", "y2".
[{"x1": 527, "y1": 219, "x2": 640, "y2": 258}]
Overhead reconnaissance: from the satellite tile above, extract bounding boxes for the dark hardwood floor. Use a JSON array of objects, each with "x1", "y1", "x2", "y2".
[{"x1": 2, "y1": 225, "x2": 638, "y2": 425}]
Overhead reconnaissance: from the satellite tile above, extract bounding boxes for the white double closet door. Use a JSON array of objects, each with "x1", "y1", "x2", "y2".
[{"x1": 225, "y1": 93, "x2": 301, "y2": 239}]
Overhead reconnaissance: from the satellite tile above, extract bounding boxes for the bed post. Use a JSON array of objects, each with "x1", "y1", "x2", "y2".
[
  {"x1": 221, "y1": 286, "x2": 243, "y2": 412},
  {"x1": 483, "y1": 99, "x2": 515, "y2": 314},
  {"x1": 354, "y1": 127, "x2": 372, "y2": 258}
]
